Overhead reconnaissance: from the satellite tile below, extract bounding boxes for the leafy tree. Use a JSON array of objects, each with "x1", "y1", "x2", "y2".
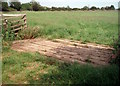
[
  {"x1": 41, "y1": 7, "x2": 51, "y2": 11},
  {"x1": 30, "y1": 0, "x2": 40, "y2": 11},
  {"x1": 0, "y1": 2, "x2": 1, "y2": 11},
  {"x1": 9, "y1": 0, "x2": 21, "y2": 11},
  {"x1": 104, "y1": 5, "x2": 115, "y2": 10},
  {"x1": 81, "y1": 6, "x2": 89, "y2": 10},
  {"x1": 118, "y1": 8, "x2": 120, "y2": 10},
  {"x1": 21, "y1": 3, "x2": 32, "y2": 11},
  {"x1": 8, "y1": 7, "x2": 17, "y2": 11},
  {"x1": 72, "y1": 8, "x2": 80, "y2": 11},
  {"x1": 51, "y1": 7, "x2": 57, "y2": 11},
  {"x1": 90, "y1": 6, "x2": 97, "y2": 11},
  {"x1": 2, "y1": 2, "x2": 9, "y2": 11},
  {"x1": 101, "y1": 7, "x2": 105, "y2": 10},
  {"x1": 67, "y1": 5, "x2": 71, "y2": 11},
  {"x1": 105, "y1": 6, "x2": 109, "y2": 10},
  {"x1": 39, "y1": 6, "x2": 45, "y2": 11},
  {"x1": 110, "y1": 5, "x2": 115, "y2": 10}
]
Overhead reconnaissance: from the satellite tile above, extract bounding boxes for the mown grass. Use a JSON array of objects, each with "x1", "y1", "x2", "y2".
[{"x1": 2, "y1": 46, "x2": 119, "y2": 85}]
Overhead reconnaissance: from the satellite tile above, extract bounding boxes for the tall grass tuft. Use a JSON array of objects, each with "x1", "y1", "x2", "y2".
[{"x1": 17, "y1": 26, "x2": 40, "y2": 40}]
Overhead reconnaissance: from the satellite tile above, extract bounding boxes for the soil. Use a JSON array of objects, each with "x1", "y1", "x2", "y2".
[{"x1": 11, "y1": 38, "x2": 114, "y2": 66}]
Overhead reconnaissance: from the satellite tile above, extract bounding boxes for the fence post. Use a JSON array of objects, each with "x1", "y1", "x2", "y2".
[
  {"x1": 22, "y1": 14, "x2": 27, "y2": 29},
  {"x1": 4, "y1": 18, "x2": 8, "y2": 30}
]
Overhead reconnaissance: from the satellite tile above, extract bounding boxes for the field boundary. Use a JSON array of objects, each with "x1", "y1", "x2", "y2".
[{"x1": 2, "y1": 14, "x2": 27, "y2": 34}]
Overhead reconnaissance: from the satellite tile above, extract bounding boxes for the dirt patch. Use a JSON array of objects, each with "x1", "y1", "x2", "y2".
[{"x1": 11, "y1": 38, "x2": 114, "y2": 66}]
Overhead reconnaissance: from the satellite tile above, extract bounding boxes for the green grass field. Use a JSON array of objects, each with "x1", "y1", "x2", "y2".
[
  {"x1": 2, "y1": 11, "x2": 119, "y2": 85},
  {"x1": 4, "y1": 11, "x2": 118, "y2": 45},
  {"x1": 22, "y1": 11, "x2": 118, "y2": 45}
]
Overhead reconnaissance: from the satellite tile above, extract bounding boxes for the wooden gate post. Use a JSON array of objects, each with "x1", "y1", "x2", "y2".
[
  {"x1": 22, "y1": 14, "x2": 27, "y2": 29},
  {"x1": 4, "y1": 18, "x2": 8, "y2": 30}
]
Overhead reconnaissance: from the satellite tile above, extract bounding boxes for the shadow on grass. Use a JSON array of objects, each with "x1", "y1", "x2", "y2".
[
  {"x1": 27, "y1": 57, "x2": 119, "y2": 86},
  {"x1": 2, "y1": 47, "x2": 119, "y2": 85}
]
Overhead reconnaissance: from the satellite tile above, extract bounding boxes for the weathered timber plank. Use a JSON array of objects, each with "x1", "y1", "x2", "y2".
[
  {"x1": 2, "y1": 14, "x2": 26, "y2": 17},
  {"x1": 11, "y1": 23, "x2": 26, "y2": 29},
  {"x1": 11, "y1": 27, "x2": 22, "y2": 32}
]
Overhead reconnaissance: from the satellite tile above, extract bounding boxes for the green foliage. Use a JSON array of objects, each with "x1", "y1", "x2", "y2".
[
  {"x1": 90, "y1": 6, "x2": 99, "y2": 10},
  {"x1": 110, "y1": 39, "x2": 120, "y2": 65},
  {"x1": 104, "y1": 5, "x2": 115, "y2": 10},
  {"x1": 8, "y1": 7, "x2": 17, "y2": 11},
  {"x1": 1, "y1": 0, "x2": 116, "y2": 11},
  {"x1": 66, "y1": 5, "x2": 71, "y2": 11},
  {"x1": 110, "y1": 5, "x2": 115, "y2": 10},
  {"x1": 2, "y1": 2, "x2": 9, "y2": 11},
  {"x1": 21, "y1": 3, "x2": 32, "y2": 11},
  {"x1": 2, "y1": 23, "x2": 15, "y2": 41},
  {"x1": 2, "y1": 0, "x2": 115, "y2": 11},
  {"x1": 30, "y1": 0, "x2": 41, "y2": 11},
  {"x1": 81, "y1": 6, "x2": 89, "y2": 10},
  {"x1": 72, "y1": 8, "x2": 80, "y2": 11},
  {"x1": 10, "y1": 1, "x2": 21, "y2": 11}
]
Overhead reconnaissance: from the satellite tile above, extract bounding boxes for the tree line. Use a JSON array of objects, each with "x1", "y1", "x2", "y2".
[{"x1": 1, "y1": 0, "x2": 117, "y2": 11}]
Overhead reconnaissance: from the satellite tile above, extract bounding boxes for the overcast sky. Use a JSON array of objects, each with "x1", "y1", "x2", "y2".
[{"x1": 4, "y1": 0, "x2": 120, "y2": 8}]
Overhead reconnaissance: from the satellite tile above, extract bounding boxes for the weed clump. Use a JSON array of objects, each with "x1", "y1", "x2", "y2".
[
  {"x1": 17, "y1": 26, "x2": 41, "y2": 40},
  {"x1": 2, "y1": 23, "x2": 15, "y2": 41},
  {"x1": 110, "y1": 39, "x2": 120, "y2": 65}
]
